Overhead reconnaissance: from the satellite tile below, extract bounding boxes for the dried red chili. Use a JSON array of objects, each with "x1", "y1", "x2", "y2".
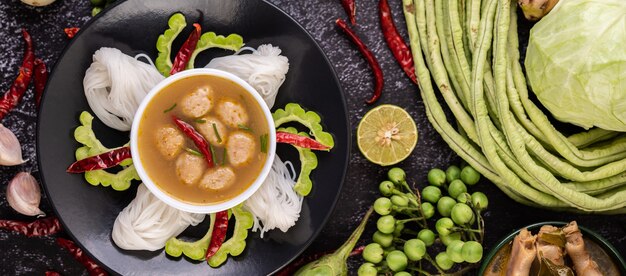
[
  {"x1": 64, "y1": 27, "x2": 80, "y2": 39},
  {"x1": 45, "y1": 271, "x2": 61, "y2": 276},
  {"x1": 34, "y1": 58, "x2": 48, "y2": 108},
  {"x1": 341, "y1": 0, "x2": 357, "y2": 25},
  {"x1": 205, "y1": 210, "x2": 228, "y2": 260},
  {"x1": 335, "y1": 19, "x2": 384, "y2": 104},
  {"x1": 66, "y1": 146, "x2": 131, "y2": 173},
  {"x1": 0, "y1": 217, "x2": 62, "y2": 237},
  {"x1": 275, "y1": 245, "x2": 365, "y2": 276},
  {"x1": 0, "y1": 29, "x2": 35, "y2": 121},
  {"x1": 170, "y1": 23, "x2": 201, "y2": 75},
  {"x1": 276, "y1": 131, "x2": 331, "y2": 151},
  {"x1": 56, "y1": 238, "x2": 108, "y2": 276},
  {"x1": 379, "y1": 0, "x2": 417, "y2": 85},
  {"x1": 172, "y1": 115, "x2": 215, "y2": 168}
]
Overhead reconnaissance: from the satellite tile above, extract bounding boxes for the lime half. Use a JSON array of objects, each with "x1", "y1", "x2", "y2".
[{"x1": 357, "y1": 105, "x2": 418, "y2": 166}]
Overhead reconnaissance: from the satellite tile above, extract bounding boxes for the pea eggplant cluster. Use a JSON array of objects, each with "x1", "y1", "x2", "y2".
[{"x1": 358, "y1": 166, "x2": 489, "y2": 275}]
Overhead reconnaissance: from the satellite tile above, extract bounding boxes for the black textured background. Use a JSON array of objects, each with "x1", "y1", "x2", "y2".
[{"x1": 0, "y1": 0, "x2": 624, "y2": 275}]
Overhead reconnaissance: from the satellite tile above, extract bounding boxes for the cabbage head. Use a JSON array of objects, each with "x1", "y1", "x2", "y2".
[{"x1": 525, "y1": 0, "x2": 626, "y2": 131}]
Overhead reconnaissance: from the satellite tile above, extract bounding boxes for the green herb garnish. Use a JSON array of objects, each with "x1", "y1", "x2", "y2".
[
  {"x1": 209, "y1": 144, "x2": 216, "y2": 161},
  {"x1": 238, "y1": 124, "x2": 253, "y2": 132},
  {"x1": 212, "y1": 123, "x2": 223, "y2": 143},
  {"x1": 195, "y1": 119, "x2": 206, "y2": 124},
  {"x1": 163, "y1": 103, "x2": 177, "y2": 113},
  {"x1": 185, "y1": 148, "x2": 203, "y2": 157},
  {"x1": 260, "y1": 134, "x2": 268, "y2": 153}
]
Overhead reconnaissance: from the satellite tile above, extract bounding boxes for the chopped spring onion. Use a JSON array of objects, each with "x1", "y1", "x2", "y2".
[
  {"x1": 163, "y1": 103, "x2": 177, "y2": 113},
  {"x1": 238, "y1": 124, "x2": 253, "y2": 132},
  {"x1": 194, "y1": 118, "x2": 206, "y2": 124},
  {"x1": 185, "y1": 148, "x2": 203, "y2": 157},
  {"x1": 260, "y1": 134, "x2": 268, "y2": 153},
  {"x1": 212, "y1": 123, "x2": 222, "y2": 143}
]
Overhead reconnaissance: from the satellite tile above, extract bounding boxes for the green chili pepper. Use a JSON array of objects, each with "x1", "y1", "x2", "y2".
[
  {"x1": 165, "y1": 213, "x2": 216, "y2": 261},
  {"x1": 277, "y1": 127, "x2": 318, "y2": 196},
  {"x1": 155, "y1": 13, "x2": 187, "y2": 76},
  {"x1": 207, "y1": 204, "x2": 254, "y2": 267},
  {"x1": 273, "y1": 103, "x2": 335, "y2": 149}
]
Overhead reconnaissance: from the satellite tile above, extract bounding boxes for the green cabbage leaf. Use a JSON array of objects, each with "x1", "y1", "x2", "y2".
[{"x1": 525, "y1": 0, "x2": 626, "y2": 131}]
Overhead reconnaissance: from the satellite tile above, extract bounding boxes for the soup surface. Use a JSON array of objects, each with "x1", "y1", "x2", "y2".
[{"x1": 137, "y1": 74, "x2": 269, "y2": 205}]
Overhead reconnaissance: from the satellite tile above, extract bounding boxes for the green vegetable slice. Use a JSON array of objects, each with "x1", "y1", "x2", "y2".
[
  {"x1": 155, "y1": 13, "x2": 187, "y2": 76},
  {"x1": 273, "y1": 103, "x2": 335, "y2": 149},
  {"x1": 186, "y1": 32, "x2": 244, "y2": 69},
  {"x1": 277, "y1": 127, "x2": 318, "y2": 196},
  {"x1": 208, "y1": 204, "x2": 253, "y2": 267},
  {"x1": 165, "y1": 213, "x2": 216, "y2": 261},
  {"x1": 74, "y1": 111, "x2": 138, "y2": 191}
]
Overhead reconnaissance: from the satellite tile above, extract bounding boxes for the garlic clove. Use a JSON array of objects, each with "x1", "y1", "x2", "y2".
[
  {"x1": 20, "y1": 0, "x2": 56, "y2": 7},
  {"x1": 6, "y1": 172, "x2": 45, "y2": 217},
  {"x1": 0, "y1": 124, "x2": 26, "y2": 166}
]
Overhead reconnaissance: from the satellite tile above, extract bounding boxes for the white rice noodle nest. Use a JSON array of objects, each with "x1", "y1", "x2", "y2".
[
  {"x1": 205, "y1": 44, "x2": 289, "y2": 109},
  {"x1": 83, "y1": 47, "x2": 164, "y2": 131},
  {"x1": 112, "y1": 184, "x2": 205, "y2": 251},
  {"x1": 244, "y1": 156, "x2": 303, "y2": 237}
]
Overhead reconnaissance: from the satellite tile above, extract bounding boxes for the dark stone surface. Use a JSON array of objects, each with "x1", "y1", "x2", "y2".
[{"x1": 0, "y1": 0, "x2": 624, "y2": 275}]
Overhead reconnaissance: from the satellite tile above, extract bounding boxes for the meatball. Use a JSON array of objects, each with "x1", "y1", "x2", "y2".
[
  {"x1": 216, "y1": 99, "x2": 249, "y2": 128},
  {"x1": 199, "y1": 167, "x2": 236, "y2": 190},
  {"x1": 180, "y1": 86, "x2": 214, "y2": 118},
  {"x1": 226, "y1": 131, "x2": 256, "y2": 167},
  {"x1": 175, "y1": 152, "x2": 206, "y2": 186},
  {"x1": 155, "y1": 126, "x2": 184, "y2": 159},
  {"x1": 195, "y1": 116, "x2": 228, "y2": 146}
]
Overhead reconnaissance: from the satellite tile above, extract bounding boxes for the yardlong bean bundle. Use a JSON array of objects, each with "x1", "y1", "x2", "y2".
[{"x1": 402, "y1": 0, "x2": 626, "y2": 213}]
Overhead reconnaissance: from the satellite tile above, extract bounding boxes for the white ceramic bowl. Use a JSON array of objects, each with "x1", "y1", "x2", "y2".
[{"x1": 130, "y1": 69, "x2": 276, "y2": 213}]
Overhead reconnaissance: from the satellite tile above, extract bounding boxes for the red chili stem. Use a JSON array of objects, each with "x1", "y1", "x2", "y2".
[
  {"x1": 275, "y1": 245, "x2": 365, "y2": 276},
  {"x1": 379, "y1": 0, "x2": 417, "y2": 85},
  {"x1": 276, "y1": 131, "x2": 330, "y2": 151},
  {"x1": 205, "y1": 210, "x2": 229, "y2": 260},
  {"x1": 170, "y1": 23, "x2": 201, "y2": 75},
  {"x1": 0, "y1": 29, "x2": 35, "y2": 121},
  {"x1": 335, "y1": 19, "x2": 384, "y2": 105},
  {"x1": 341, "y1": 0, "x2": 357, "y2": 25},
  {"x1": 66, "y1": 146, "x2": 131, "y2": 173},
  {"x1": 34, "y1": 58, "x2": 48, "y2": 108},
  {"x1": 56, "y1": 238, "x2": 108, "y2": 276},
  {"x1": 0, "y1": 217, "x2": 62, "y2": 237},
  {"x1": 63, "y1": 27, "x2": 80, "y2": 39},
  {"x1": 172, "y1": 116, "x2": 215, "y2": 168}
]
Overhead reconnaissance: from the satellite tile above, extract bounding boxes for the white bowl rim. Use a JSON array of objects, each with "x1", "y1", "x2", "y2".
[{"x1": 130, "y1": 68, "x2": 276, "y2": 214}]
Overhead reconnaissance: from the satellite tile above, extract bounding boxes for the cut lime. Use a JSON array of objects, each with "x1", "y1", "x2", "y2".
[{"x1": 357, "y1": 104, "x2": 418, "y2": 166}]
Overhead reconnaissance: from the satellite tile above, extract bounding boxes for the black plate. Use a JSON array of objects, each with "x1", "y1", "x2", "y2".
[{"x1": 36, "y1": 0, "x2": 349, "y2": 275}]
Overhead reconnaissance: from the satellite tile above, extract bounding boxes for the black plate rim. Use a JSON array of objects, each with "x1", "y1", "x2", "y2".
[{"x1": 36, "y1": 0, "x2": 351, "y2": 274}]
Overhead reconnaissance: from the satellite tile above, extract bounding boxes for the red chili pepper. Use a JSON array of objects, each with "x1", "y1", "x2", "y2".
[
  {"x1": 205, "y1": 210, "x2": 228, "y2": 260},
  {"x1": 341, "y1": 0, "x2": 357, "y2": 25},
  {"x1": 34, "y1": 58, "x2": 48, "y2": 108},
  {"x1": 379, "y1": 0, "x2": 417, "y2": 85},
  {"x1": 56, "y1": 238, "x2": 108, "y2": 276},
  {"x1": 275, "y1": 245, "x2": 365, "y2": 276},
  {"x1": 276, "y1": 131, "x2": 331, "y2": 151},
  {"x1": 66, "y1": 147, "x2": 131, "y2": 173},
  {"x1": 45, "y1": 272, "x2": 61, "y2": 276},
  {"x1": 64, "y1": 27, "x2": 80, "y2": 39},
  {"x1": 0, "y1": 29, "x2": 35, "y2": 121},
  {"x1": 172, "y1": 116, "x2": 215, "y2": 168},
  {"x1": 0, "y1": 217, "x2": 62, "y2": 237},
  {"x1": 335, "y1": 19, "x2": 384, "y2": 104},
  {"x1": 170, "y1": 23, "x2": 201, "y2": 75}
]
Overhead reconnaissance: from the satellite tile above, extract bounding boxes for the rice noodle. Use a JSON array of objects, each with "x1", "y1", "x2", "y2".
[
  {"x1": 112, "y1": 184, "x2": 205, "y2": 251},
  {"x1": 244, "y1": 156, "x2": 303, "y2": 237},
  {"x1": 205, "y1": 44, "x2": 289, "y2": 108},
  {"x1": 83, "y1": 47, "x2": 164, "y2": 131}
]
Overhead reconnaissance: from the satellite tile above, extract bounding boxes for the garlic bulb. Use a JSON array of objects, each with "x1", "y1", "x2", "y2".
[
  {"x1": 6, "y1": 172, "x2": 45, "y2": 217},
  {"x1": 0, "y1": 124, "x2": 25, "y2": 166},
  {"x1": 20, "y1": 0, "x2": 56, "y2": 7}
]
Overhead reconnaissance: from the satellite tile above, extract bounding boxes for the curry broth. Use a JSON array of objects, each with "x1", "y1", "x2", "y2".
[{"x1": 137, "y1": 74, "x2": 269, "y2": 205}]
